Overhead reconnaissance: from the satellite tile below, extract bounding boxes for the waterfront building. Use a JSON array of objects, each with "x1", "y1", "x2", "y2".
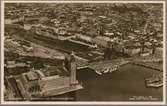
[
  {"x1": 13, "y1": 53, "x2": 83, "y2": 100},
  {"x1": 124, "y1": 46, "x2": 140, "y2": 56}
]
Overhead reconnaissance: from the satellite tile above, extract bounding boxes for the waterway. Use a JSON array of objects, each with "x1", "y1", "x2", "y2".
[{"x1": 76, "y1": 64, "x2": 163, "y2": 101}]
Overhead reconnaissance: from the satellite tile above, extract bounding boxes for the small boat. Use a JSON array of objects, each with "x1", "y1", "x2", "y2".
[
  {"x1": 145, "y1": 75, "x2": 163, "y2": 88},
  {"x1": 109, "y1": 68, "x2": 112, "y2": 73},
  {"x1": 95, "y1": 70, "x2": 102, "y2": 75},
  {"x1": 103, "y1": 68, "x2": 109, "y2": 73},
  {"x1": 113, "y1": 67, "x2": 117, "y2": 71},
  {"x1": 146, "y1": 80, "x2": 163, "y2": 88},
  {"x1": 109, "y1": 67, "x2": 117, "y2": 73},
  {"x1": 145, "y1": 77, "x2": 159, "y2": 83}
]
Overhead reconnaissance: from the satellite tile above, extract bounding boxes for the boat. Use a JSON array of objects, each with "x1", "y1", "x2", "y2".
[
  {"x1": 146, "y1": 80, "x2": 163, "y2": 88},
  {"x1": 145, "y1": 75, "x2": 163, "y2": 88},
  {"x1": 95, "y1": 70, "x2": 102, "y2": 75},
  {"x1": 103, "y1": 68, "x2": 109, "y2": 73},
  {"x1": 109, "y1": 66, "x2": 117, "y2": 73}
]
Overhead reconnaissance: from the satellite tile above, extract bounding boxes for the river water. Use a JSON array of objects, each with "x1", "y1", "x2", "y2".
[{"x1": 76, "y1": 64, "x2": 163, "y2": 101}]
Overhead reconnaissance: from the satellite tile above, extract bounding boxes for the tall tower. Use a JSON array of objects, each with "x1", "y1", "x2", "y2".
[{"x1": 69, "y1": 52, "x2": 77, "y2": 85}]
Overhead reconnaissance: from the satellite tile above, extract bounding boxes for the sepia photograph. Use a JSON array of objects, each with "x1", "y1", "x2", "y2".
[{"x1": 0, "y1": 0, "x2": 166, "y2": 105}]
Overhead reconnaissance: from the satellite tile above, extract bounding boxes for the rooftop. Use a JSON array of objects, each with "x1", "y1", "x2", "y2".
[{"x1": 25, "y1": 71, "x2": 39, "y2": 81}]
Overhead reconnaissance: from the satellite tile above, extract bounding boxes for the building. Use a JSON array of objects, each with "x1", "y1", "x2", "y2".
[
  {"x1": 92, "y1": 36, "x2": 110, "y2": 47},
  {"x1": 14, "y1": 53, "x2": 83, "y2": 100},
  {"x1": 4, "y1": 60, "x2": 30, "y2": 75},
  {"x1": 76, "y1": 34, "x2": 92, "y2": 42},
  {"x1": 124, "y1": 46, "x2": 140, "y2": 56}
]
